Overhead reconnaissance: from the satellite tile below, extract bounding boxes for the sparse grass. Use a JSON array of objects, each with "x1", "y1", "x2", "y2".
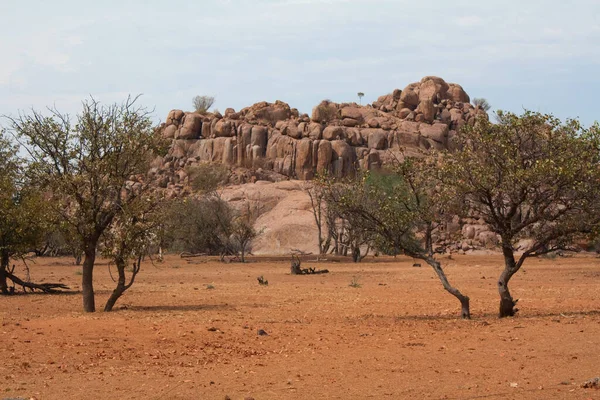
[
  {"x1": 257, "y1": 275, "x2": 269, "y2": 286},
  {"x1": 206, "y1": 284, "x2": 215, "y2": 290},
  {"x1": 74, "y1": 270, "x2": 82, "y2": 276},
  {"x1": 541, "y1": 252, "x2": 559, "y2": 260},
  {"x1": 349, "y1": 276, "x2": 361, "y2": 288}
]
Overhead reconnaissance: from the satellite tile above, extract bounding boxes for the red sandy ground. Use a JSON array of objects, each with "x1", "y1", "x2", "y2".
[{"x1": 1, "y1": 254, "x2": 599, "y2": 400}]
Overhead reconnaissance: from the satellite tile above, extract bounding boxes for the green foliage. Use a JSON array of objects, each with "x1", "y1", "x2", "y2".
[
  {"x1": 323, "y1": 168, "x2": 425, "y2": 257},
  {"x1": 163, "y1": 195, "x2": 234, "y2": 255},
  {"x1": 4, "y1": 96, "x2": 166, "y2": 310},
  {"x1": 187, "y1": 163, "x2": 229, "y2": 193},
  {"x1": 0, "y1": 130, "x2": 48, "y2": 261},
  {"x1": 441, "y1": 110, "x2": 600, "y2": 254}
]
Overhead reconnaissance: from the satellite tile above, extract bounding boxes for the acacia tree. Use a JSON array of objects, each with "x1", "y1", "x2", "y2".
[
  {"x1": 5, "y1": 96, "x2": 164, "y2": 312},
  {"x1": 441, "y1": 111, "x2": 600, "y2": 317},
  {"x1": 322, "y1": 162, "x2": 471, "y2": 319},
  {"x1": 0, "y1": 131, "x2": 64, "y2": 293}
]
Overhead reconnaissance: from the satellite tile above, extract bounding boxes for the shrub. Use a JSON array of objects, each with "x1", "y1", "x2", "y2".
[{"x1": 193, "y1": 95, "x2": 215, "y2": 113}]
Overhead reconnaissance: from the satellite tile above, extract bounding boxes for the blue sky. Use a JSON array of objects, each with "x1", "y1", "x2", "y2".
[{"x1": 1, "y1": 0, "x2": 599, "y2": 126}]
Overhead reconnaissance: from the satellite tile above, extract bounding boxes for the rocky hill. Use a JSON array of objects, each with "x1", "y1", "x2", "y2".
[{"x1": 151, "y1": 76, "x2": 494, "y2": 255}]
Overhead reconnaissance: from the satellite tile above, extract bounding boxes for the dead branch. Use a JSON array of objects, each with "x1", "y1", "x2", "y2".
[
  {"x1": 5, "y1": 271, "x2": 70, "y2": 294},
  {"x1": 180, "y1": 252, "x2": 207, "y2": 258},
  {"x1": 290, "y1": 255, "x2": 329, "y2": 275}
]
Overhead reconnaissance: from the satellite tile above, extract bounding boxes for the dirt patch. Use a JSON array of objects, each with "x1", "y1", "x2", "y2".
[{"x1": 1, "y1": 254, "x2": 599, "y2": 399}]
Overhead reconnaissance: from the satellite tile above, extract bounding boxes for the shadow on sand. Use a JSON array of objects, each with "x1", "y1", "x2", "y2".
[{"x1": 123, "y1": 303, "x2": 236, "y2": 313}]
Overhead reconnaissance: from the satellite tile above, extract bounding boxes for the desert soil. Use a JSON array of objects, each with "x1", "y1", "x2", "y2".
[{"x1": 1, "y1": 254, "x2": 599, "y2": 400}]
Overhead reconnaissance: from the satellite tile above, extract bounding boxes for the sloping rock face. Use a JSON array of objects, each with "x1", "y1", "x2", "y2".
[
  {"x1": 220, "y1": 181, "x2": 320, "y2": 255},
  {"x1": 153, "y1": 76, "x2": 487, "y2": 198}
]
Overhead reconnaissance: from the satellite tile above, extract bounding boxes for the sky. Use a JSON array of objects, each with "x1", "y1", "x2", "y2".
[{"x1": 1, "y1": 0, "x2": 599, "y2": 127}]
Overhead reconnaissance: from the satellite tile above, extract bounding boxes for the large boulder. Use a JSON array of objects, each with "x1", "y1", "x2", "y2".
[
  {"x1": 245, "y1": 101, "x2": 292, "y2": 125},
  {"x1": 178, "y1": 113, "x2": 203, "y2": 140},
  {"x1": 166, "y1": 109, "x2": 184, "y2": 126},
  {"x1": 340, "y1": 106, "x2": 364, "y2": 123},
  {"x1": 316, "y1": 140, "x2": 333, "y2": 173},
  {"x1": 419, "y1": 76, "x2": 450, "y2": 102},
  {"x1": 322, "y1": 126, "x2": 343, "y2": 141},
  {"x1": 417, "y1": 100, "x2": 435, "y2": 123},
  {"x1": 419, "y1": 123, "x2": 449, "y2": 144},
  {"x1": 331, "y1": 140, "x2": 355, "y2": 178},
  {"x1": 367, "y1": 130, "x2": 387, "y2": 150},
  {"x1": 447, "y1": 83, "x2": 470, "y2": 103},
  {"x1": 400, "y1": 83, "x2": 419, "y2": 108},
  {"x1": 295, "y1": 139, "x2": 314, "y2": 180},
  {"x1": 163, "y1": 124, "x2": 177, "y2": 139}
]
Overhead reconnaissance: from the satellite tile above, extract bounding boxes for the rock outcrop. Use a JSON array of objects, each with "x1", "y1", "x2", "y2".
[{"x1": 153, "y1": 76, "x2": 488, "y2": 200}]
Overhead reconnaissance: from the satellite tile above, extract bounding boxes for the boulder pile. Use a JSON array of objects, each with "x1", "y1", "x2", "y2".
[{"x1": 151, "y1": 76, "x2": 488, "y2": 199}]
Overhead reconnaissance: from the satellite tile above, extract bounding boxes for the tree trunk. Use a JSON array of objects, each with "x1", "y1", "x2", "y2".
[
  {"x1": 104, "y1": 257, "x2": 126, "y2": 312},
  {"x1": 425, "y1": 256, "x2": 470, "y2": 319},
  {"x1": 0, "y1": 251, "x2": 9, "y2": 295},
  {"x1": 498, "y1": 244, "x2": 519, "y2": 318},
  {"x1": 82, "y1": 245, "x2": 97, "y2": 312},
  {"x1": 352, "y1": 247, "x2": 360, "y2": 263}
]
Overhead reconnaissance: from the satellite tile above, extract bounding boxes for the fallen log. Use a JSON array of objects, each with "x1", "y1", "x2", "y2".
[
  {"x1": 290, "y1": 255, "x2": 329, "y2": 275},
  {"x1": 6, "y1": 271, "x2": 70, "y2": 294}
]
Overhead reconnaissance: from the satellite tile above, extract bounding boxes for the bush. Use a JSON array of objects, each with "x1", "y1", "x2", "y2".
[
  {"x1": 162, "y1": 195, "x2": 234, "y2": 255},
  {"x1": 472, "y1": 98, "x2": 491, "y2": 111},
  {"x1": 193, "y1": 95, "x2": 215, "y2": 113},
  {"x1": 186, "y1": 163, "x2": 229, "y2": 193}
]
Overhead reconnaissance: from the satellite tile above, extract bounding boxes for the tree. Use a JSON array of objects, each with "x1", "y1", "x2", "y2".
[
  {"x1": 102, "y1": 189, "x2": 165, "y2": 311},
  {"x1": 230, "y1": 202, "x2": 262, "y2": 263},
  {"x1": 357, "y1": 92, "x2": 364, "y2": 105},
  {"x1": 322, "y1": 163, "x2": 471, "y2": 318},
  {"x1": 193, "y1": 95, "x2": 215, "y2": 113},
  {"x1": 305, "y1": 183, "x2": 332, "y2": 256},
  {"x1": 472, "y1": 98, "x2": 491, "y2": 112},
  {"x1": 5, "y1": 96, "x2": 165, "y2": 312},
  {"x1": 0, "y1": 131, "x2": 66, "y2": 294},
  {"x1": 163, "y1": 195, "x2": 234, "y2": 256},
  {"x1": 441, "y1": 111, "x2": 600, "y2": 317}
]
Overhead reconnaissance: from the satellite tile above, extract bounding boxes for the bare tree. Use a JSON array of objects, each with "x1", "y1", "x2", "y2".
[
  {"x1": 193, "y1": 95, "x2": 215, "y2": 113},
  {"x1": 472, "y1": 98, "x2": 491, "y2": 112},
  {"x1": 305, "y1": 183, "x2": 332, "y2": 256},
  {"x1": 230, "y1": 201, "x2": 263, "y2": 263}
]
